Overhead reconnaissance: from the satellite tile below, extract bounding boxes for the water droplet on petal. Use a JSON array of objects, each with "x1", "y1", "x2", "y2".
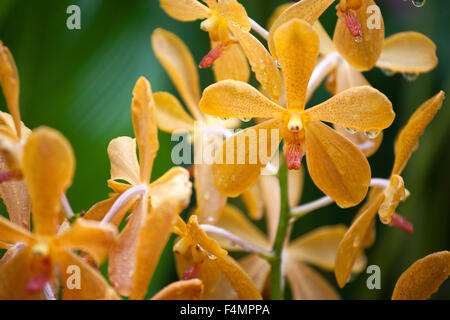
[
  {"x1": 275, "y1": 60, "x2": 281, "y2": 69},
  {"x1": 345, "y1": 127, "x2": 358, "y2": 134},
  {"x1": 411, "y1": 0, "x2": 426, "y2": 7},
  {"x1": 364, "y1": 131, "x2": 380, "y2": 139},
  {"x1": 402, "y1": 72, "x2": 419, "y2": 82},
  {"x1": 381, "y1": 68, "x2": 395, "y2": 77},
  {"x1": 354, "y1": 36, "x2": 362, "y2": 43}
]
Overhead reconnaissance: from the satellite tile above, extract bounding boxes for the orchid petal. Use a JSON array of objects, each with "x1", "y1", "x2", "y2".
[
  {"x1": 392, "y1": 251, "x2": 450, "y2": 300},
  {"x1": 334, "y1": 194, "x2": 384, "y2": 287},
  {"x1": 304, "y1": 86, "x2": 395, "y2": 131},
  {"x1": 55, "y1": 218, "x2": 116, "y2": 266},
  {"x1": 200, "y1": 79, "x2": 287, "y2": 119},
  {"x1": 284, "y1": 258, "x2": 340, "y2": 300},
  {"x1": 154, "y1": 92, "x2": 195, "y2": 133},
  {"x1": 392, "y1": 91, "x2": 445, "y2": 175},
  {"x1": 211, "y1": 119, "x2": 283, "y2": 197},
  {"x1": 152, "y1": 29, "x2": 203, "y2": 120},
  {"x1": 21, "y1": 127, "x2": 74, "y2": 236},
  {"x1": 268, "y1": 0, "x2": 335, "y2": 58},
  {"x1": 376, "y1": 32, "x2": 437, "y2": 74},
  {"x1": 333, "y1": 0, "x2": 384, "y2": 71},
  {"x1": 131, "y1": 77, "x2": 158, "y2": 183},
  {"x1": 274, "y1": 19, "x2": 319, "y2": 111},
  {"x1": 108, "y1": 137, "x2": 140, "y2": 186},
  {"x1": 151, "y1": 279, "x2": 203, "y2": 300},
  {"x1": 160, "y1": 0, "x2": 211, "y2": 22},
  {"x1": 305, "y1": 121, "x2": 371, "y2": 208}
]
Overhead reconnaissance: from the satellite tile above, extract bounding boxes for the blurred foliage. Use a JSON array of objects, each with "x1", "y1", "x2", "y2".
[{"x1": 0, "y1": 0, "x2": 448, "y2": 299}]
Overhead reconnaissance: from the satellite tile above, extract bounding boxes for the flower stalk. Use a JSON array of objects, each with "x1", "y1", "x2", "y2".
[{"x1": 269, "y1": 155, "x2": 290, "y2": 300}]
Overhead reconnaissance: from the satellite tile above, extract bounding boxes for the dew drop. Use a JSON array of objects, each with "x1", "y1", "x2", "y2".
[
  {"x1": 352, "y1": 236, "x2": 360, "y2": 248},
  {"x1": 345, "y1": 127, "x2": 358, "y2": 134},
  {"x1": 364, "y1": 131, "x2": 380, "y2": 139},
  {"x1": 354, "y1": 36, "x2": 362, "y2": 43},
  {"x1": 381, "y1": 68, "x2": 395, "y2": 77},
  {"x1": 411, "y1": 0, "x2": 426, "y2": 7},
  {"x1": 275, "y1": 60, "x2": 281, "y2": 69},
  {"x1": 402, "y1": 72, "x2": 419, "y2": 82}
]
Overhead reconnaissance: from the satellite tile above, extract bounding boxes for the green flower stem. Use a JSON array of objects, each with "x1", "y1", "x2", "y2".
[{"x1": 269, "y1": 156, "x2": 290, "y2": 300}]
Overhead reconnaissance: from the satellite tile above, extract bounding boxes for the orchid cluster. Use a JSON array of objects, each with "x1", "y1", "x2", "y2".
[{"x1": 0, "y1": 0, "x2": 448, "y2": 300}]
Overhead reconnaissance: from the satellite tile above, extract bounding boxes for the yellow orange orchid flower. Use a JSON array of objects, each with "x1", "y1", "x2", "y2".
[
  {"x1": 199, "y1": 19, "x2": 395, "y2": 209},
  {"x1": 392, "y1": 251, "x2": 450, "y2": 300},
  {"x1": 267, "y1": 2, "x2": 437, "y2": 157},
  {"x1": 84, "y1": 77, "x2": 192, "y2": 299},
  {"x1": 172, "y1": 214, "x2": 262, "y2": 300},
  {"x1": 311, "y1": 20, "x2": 437, "y2": 156},
  {"x1": 334, "y1": 91, "x2": 445, "y2": 288},
  {"x1": 206, "y1": 200, "x2": 366, "y2": 299},
  {"x1": 0, "y1": 41, "x2": 32, "y2": 229},
  {"x1": 151, "y1": 28, "x2": 270, "y2": 224},
  {"x1": 0, "y1": 127, "x2": 118, "y2": 300},
  {"x1": 159, "y1": 0, "x2": 282, "y2": 101}
]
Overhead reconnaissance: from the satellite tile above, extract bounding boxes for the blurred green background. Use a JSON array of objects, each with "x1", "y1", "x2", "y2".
[{"x1": 0, "y1": 0, "x2": 448, "y2": 299}]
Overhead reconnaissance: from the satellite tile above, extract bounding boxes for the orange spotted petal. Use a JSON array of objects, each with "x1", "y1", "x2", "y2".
[
  {"x1": 334, "y1": 59, "x2": 369, "y2": 93},
  {"x1": 288, "y1": 167, "x2": 304, "y2": 208},
  {"x1": 304, "y1": 86, "x2": 395, "y2": 131},
  {"x1": 376, "y1": 32, "x2": 438, "y2": 74},
  {"x1": 212, "y1": 42, "x2": 250, "y2": 83},
  {"x1": 215, "y1": 254, "x2": 262, "y2": 300},
  {"x1": 0, "y1": 156, "x2": 31, "y2": 229},
  {"x1": 152, "y1": 29, "x2": 203, "y2": 120},
  {"x1": 334, "y1": 193, "x2": 384, "y2": 287},
  {"x1": 160, "y1": 0, "x2": 211, "y2": 22},
  {"x1": 148, "y1": 167, "x2": 192, "y2": 210},
  {"x1": 0, "y1": 245, "x2": 41, "y2": 299},
  {"x1": 284, "y1": 258, "x2": 340, "y2": 300},
  {"x1": 288, "y1": 225, "x2": 366, "y2": 272},
  {"x1": 228, "y1": 24, "x2": 282, "y2": 102},
  {"x1": 0, "y1": 41, "x2": 21, "y2": 137},
  {"x1": 268, "y1": 0, "x2": 335, "y2": 59},
  {"x1": 211, "y1": 119, "x2": 283, "y2": 197},
  {"x1": 273, "y1": 19, "x2": 319, "y2": 111},
  {"x1": 194, "y1": 160, "x2": 227, "y2": 225},
  {"x1": 130, "y1": 201, "x2": 182, "y2": 300},
  {"x1": 54, "y1": 218, "x2": 117, "y2": 266},
  {"x1": 108, "y1": 137, "x2": 140, "y2": 186},
  {"x1": 314, "y1": 21, "x2": 336, "y2": 56},
  {"x1": 392, "y1": 251, "x2": 450, "y2": 300},
  {"x1": 333, "y1": 0, "x2": 384, "y2": 71},
  {"x1": 378, "y1": 174, "x2": 406, "y2": 224},
  {"x1": 259, "y1": 175, "x2": 280, "y2": 244},
  {"x1": 209, "y1": 254, "x2": 270, "y2": 300},
  {"x1": 151, "y1": 279, "x2": 203, "y2": 300},
  {"x1": 0, "y1": 215, "x2": 35, "y2": 246},
  {"x1": 200, "y1": 79, "x2": 287, "y2": 119},
  {"x1": 108, "y1": 196, "x2": 148, "y2": 296},
  {"x1": 56, "y1": 248, "x2": 120, "y2": 300},
  {"x1": 214, "y1": 204, "x2": 270, "y2": 251},
  {"x1": 153, "y1": 92, "x2": 195, "y2": 134},
  {"x1": 131, "y1": 77, "x2": 158, "y2": 183},
  {"x1": 21, "y1": 127, "x2": 74, "y2": 236},
  {"x1": 392, "y1": 91, "x2": 445, "y2": 176},
  {"x1": 187, "y1": 215, "x2": 227, "y2": 258},
  {"x1": 241, "y1": 182, "x2": 264, "y2": 220},
  {"x1": 305, "y1": 121, "x2": 371, "y2": 208},
  {"x1": 218, "y1": 0, "x2": 251, "y2": 32}
]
